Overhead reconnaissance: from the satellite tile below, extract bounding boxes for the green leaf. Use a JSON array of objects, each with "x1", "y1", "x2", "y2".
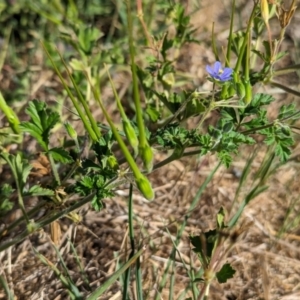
[
  {"x1": 274, "y1": 51, "x2": 287, "y2": 61},
  {"x1": 76, "y1": 176, "x2": 94, "y2": 192},
  {"x1": 69, "y1": 58, "x2": 86, "y2": 71},
  {"x1": 278, "y1": 103, "x2": 296, "y2": 120},
  {"x1": 262, "y1": 125, "x2": 294, "y2": 162},
  {"x1": 146, "y1": 106, "x2": 160, "y2": 122},
  {"x1": 184, "y1": 98, "x2": 206, "y2": 118},
  {"x1": 20, "y1": 100, "x2": 60, "y2": 151},
  {"x1": 81, "y1": 159, "x2": 102, "y2": 171},
  {"x1": 190, "y1": 230, "x2": 217, "y2": 259},
  {"x1": 242, "y1": 109, "x2": 268, "y2": 128},
  {"x1": 217, "y1": 151, "x2": 232, "y2": 168},
  {"x1": 20, "y1": 122, "x2": 47, "y2": 150},
  {"x1": 25, "y1": 185, "x2": 55, "y2": 197},
  {"x1": 275, "y1": 142, "x2": 292, "y2": 162},
  {"x1": 91, "y1": 195, "x2": 104, "y2": 211},
  {"x1": 250, "y1": 93, "x2": 274, "y2": 108},
  {"x1": 15, "y1": 154, "x2": 32, "y2": 185},
  {"x1": 216, "y1": 263, "x2": 236, "y2": 283},
  {"x1": 0, "y1": 153, "x2": 32, "y2": 197},
  {"x1": 26, "y1": 100, "x2": 45, "y2": 131},
  {"x1": 216, "y1": 207, "x2": 226, "y2": 229},
  {"x1": 78, "y1": 25, "x2": 102, "y2": 55},
  {"x1": 193, "y1": 277, "x2": 205, "y2": 283},
  {"x1": 0, "y1": 184, "x2": 14, "y2": 217},
  {"x1": 48, "y1": 147, "x2": 74, "y2": 163}
]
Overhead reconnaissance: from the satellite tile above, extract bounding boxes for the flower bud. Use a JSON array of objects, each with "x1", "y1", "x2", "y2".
[
  {"x1": 64, "y1": 122, "x2": 80, "y2": 151},
  {"x1": 64, "y1": 122, "x2": 77, "y2": 140},
  {"x1": 236, "y1": 82, "x2": 246, "y2": 99},
  {"x1": 162, "y1": 73, "x2": 175, "y2": 89},
  {"x1": 122, "y1": 119, "x2": 139, "y2": 157},
  {"x1": 260, "y1": 0, "x2": 270, "y2": 24},
  {"x1": 135, "y1": 173, "x2": 154, "y2": 200},
  {"x1": 220, "y1": 85, "x2": 228, "y2": 99},
  {"x1": 107, "y1": 155, "x2": 119, "y2": 170},
  {"x1": 140, "y1": 143, "x2": 154, "y2": 173},
  {"x1": 280, "y1": 124, "x2": 291, "y2": 136},
  {"x1": 27, "y1": 221, "x2": 39, "y2": 233},
  {"x1": 227, "y1": 84, "x2": 236, "y2": 98}
]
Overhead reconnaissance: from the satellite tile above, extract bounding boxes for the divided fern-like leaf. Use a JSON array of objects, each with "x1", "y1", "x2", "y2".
[
  {"x1": 48, "y1": 147, "x2": 74, "y2": 163},
  {"x1": 20, "y1": 100, "x2": 60, "y2": 151}
]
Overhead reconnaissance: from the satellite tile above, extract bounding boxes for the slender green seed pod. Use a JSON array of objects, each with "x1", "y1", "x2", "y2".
[
  {"x1": 122, "y1": 119, "x2": 139, "y2": 157},
  {"x1": 243, "y1": 80, "x2": 252, "y2": 105},
  {"x1": 236, "y1": 82, "x2": 246, "y2": 99},
  {"x1": 140, "y1": 143, "x2": 154, "y2": 173},
  {"x1": 135, "y1": 173, "x2": 154, "y2": 201}
]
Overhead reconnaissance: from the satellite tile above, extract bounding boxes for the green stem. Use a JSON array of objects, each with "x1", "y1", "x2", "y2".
[
  {"x1": 87, "y1": 74, "x2": 146, "y2": 182},
  {"x1": 0, "y1": 275, "x2": 14, "y2": 300},
  {"x1": 244, "y1": 30, "x2": 250, "y2": 82},
  {"x1": 0, "y1": 91, "x2": 20, "y2": 134},
  {"x1": 61, "y1": 160, "x2": 81, "y2": 186},
  {"x1": 41, "y1": 42, "x2": 99, "y2": 142},
  {"x1": 105, "y1": 64, "x2": 127, "y2": 120},
  {"x1": 197, "y1": 83, "x2": 216, "y2": 130},
  {"x1": 225, "y1": 0, "x2": 236, "y2": 65},
  {"x1": 122, "y1": 184, "x2": 135, "y2": 300},
  {"x1": 0, "y1": 25, "x2": 11, "y2": 72},
  {"x1": 0, "y1": 192, "x2": 96, "y2": 252},
  {"x1": 87, "y1": 246, "x2": 146, "y2": 300},
  {"x1": 211, "y1": 23, "x2": 219, "y2": 61},
  {"x1": 47, "y1": 152, "x2": 61, "y2": 186},
  {"x1": 0, "y1": 201, "x2": 45, "y2": 238},
  {"x1": 59, "y1": 53, "x2": 101, "y2": 140},
  {"x1": 234, "y1": 2, "x2": 258, "y2": 78},
  {"x1": 273, "y1": 64, "x2": 300, "y2": 76},
  {"x1": 16, "y1": 188, "x2": 30, "y2": 224},
  {"x1": 269, "y1": 80, "x2": 300, "y2": 97},
  {"x1": 126, "y1": 0, "x2": 147, "y2": 148},
  {"x1": 152, "y1": 146, "x2": 184, "y2": 170}
]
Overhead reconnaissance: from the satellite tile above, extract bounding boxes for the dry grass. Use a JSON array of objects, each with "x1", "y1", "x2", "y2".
[{"x1": 1, "y1": 1, "x2": 300, "y2": 299}]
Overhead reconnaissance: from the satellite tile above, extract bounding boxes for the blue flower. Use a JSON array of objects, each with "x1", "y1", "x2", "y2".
[{"x1": 206, "y1": 61, "x2": 233, "y2": 82}]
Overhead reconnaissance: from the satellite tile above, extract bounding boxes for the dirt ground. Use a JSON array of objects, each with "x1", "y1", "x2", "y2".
[{"x1": 1, "y1": 1, "x2": 300, "y2": 299}]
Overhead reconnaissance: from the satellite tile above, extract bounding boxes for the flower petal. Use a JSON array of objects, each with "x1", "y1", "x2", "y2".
[
  {"x1": 206, "y1": 65, "x2": 215, "y2": 77},
  {"x1": 206, "y1": 61, "x2": 233, "y2": 82},
  {"x1": 213, "y1": 61, "x2": 222, "y2": 74},
  {"x1": 222, "y1": 67, "x2": 233, "y2": 76}
]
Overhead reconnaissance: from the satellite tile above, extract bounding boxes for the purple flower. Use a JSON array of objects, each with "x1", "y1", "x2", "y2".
[{"x1": 206, "y1": 61, "x2": 233, "y2": 82}]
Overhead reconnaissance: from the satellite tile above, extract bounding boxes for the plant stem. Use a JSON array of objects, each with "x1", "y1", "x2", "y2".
[
  {"x1": 126, "y1": 0, "x2": 147, "y2": 148},
  {"x1": 42, "y1": 42, "x2": 99, "y2": 142},
  {"x1": 0, "y1": 91, "x2": 20, "y2": 134}
]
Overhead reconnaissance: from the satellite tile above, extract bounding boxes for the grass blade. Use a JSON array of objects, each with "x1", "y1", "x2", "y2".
[
  {"x1": 154, "y1": 162, "x2": 221, "y2": 300},
  {"x1": 87, "y1": 246, "x2": 146, "y2": 300},
  {"x1": 0, "y1": 275, "x2": 14, "y2": 300},
  {"x1": 33, "y1": 248, "x2": 83, "y2": 300}
]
